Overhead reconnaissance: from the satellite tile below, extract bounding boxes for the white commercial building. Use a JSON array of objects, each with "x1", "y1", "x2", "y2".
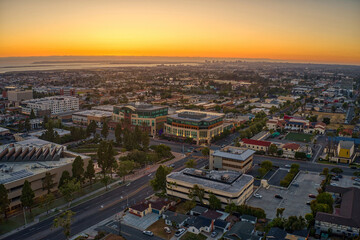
[{"x1": 21, "y1": 96, "x2": 79, "y2": 116}]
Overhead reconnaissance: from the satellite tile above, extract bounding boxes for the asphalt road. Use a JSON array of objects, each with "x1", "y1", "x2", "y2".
[{"x1": 1, "y1": 154, "x2": 207, "y2": 240}]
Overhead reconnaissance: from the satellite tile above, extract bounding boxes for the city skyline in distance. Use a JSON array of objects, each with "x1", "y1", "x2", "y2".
[{"x1": 0, "y1": 0, "x2": 359, "y2": 65}]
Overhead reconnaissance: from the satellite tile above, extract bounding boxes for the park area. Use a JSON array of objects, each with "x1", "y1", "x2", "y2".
[{"x1": 285, "y1": 132, "x2": 313, "y2": 143}]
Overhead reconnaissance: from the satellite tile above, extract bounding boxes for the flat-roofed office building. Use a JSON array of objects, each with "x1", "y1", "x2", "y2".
[
  {"x1": 164, "y1": 110, "x2": 225, "y2": 145},
  {"x1": 166, "y1": 168, "x2": 254, "y2": 207},
  {"x1": 209, "y1": 147, "x2": 255, "y2": 173},
  {"x1": 0, "y1": 139, "x2": 90, "y2": 212},
  {"x1": 112, "y1": 102, "x2": 168, "y2": 136}
]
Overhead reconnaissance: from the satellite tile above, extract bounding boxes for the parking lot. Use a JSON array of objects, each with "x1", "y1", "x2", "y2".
[
  {"x1": 268, "y1": 169, "x2": 289, "y2": 186},
  {"x1": 330, "y1": 175, "x2": 360, "y2": 189},
  {"x1": 122, "y1": 212, "x2": 160, "y2": 230},
  {"x1": 247, "y1": 172, "x2": 323, "y2": 219}
]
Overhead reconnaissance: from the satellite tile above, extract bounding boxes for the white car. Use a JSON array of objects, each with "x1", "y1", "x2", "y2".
[
  {"x1": 330, "y1": 183, "x2": 338, "y2": 186},
  {"x1": 143, "y1": 230, "x2": 154, "y2": 236},
  {"x1": 284, "y1": 164, "x2": 291, "y2": 168},
  {"x1": 175, "y1": 228, "x2": 186, "y2": 237},
  {"x1": 254, "y1": 193, "x2": 262, "y2": 198}
]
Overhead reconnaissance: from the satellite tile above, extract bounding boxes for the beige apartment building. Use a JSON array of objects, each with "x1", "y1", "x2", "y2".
[
  {"x1": 166, "y1": 168, "x2": 254, "y2": 207},
  {"x1": 209, "y1": 147, "x2": 255, "y2": 173}
]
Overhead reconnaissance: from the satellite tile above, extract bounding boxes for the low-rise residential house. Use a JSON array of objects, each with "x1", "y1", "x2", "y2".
[
  {"x1": 281, "y1": 143, "x2": 301, "y2": 158},
  {"x1": 190, "y1": 206, "x2": 208, "y2": 216},
  {"x1": 224, "y1": 221, "x2": 260, "y2": 240},
  {"x1": 214, "y1": 219, "x2": 231, "y2": 233},
  {"x1": 187, "y1": 216, "x2": 213, "y2": 234},
  {"x1": 163, "y1": 211, "x2": 189, "y2": 228},
  {"x1": 266, "y1": 116, "x2": 326, "y2": 134},
  {"x1": 241, "y1": 215, "x2": 257, "y2": 225},
  {"x1": 266, "y1": 227, "x2": 287, "y2": 240},
  {"x1": 128, "y1": 202, "x2": 152, "y2": 217},
  {"x1": 129, "y1": 199, "x2": 172, "y2": 217},
  {"x1": 315, "y1": 186, "x2": 360, "y2": 237}
]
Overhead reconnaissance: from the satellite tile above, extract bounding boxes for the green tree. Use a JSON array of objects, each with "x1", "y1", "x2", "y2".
[
  {"x1": 295, "y1": 152, "x2": 307, "y2": 159},
  {"x1": 21, "y1": 180, "x2": 35, "y2": 213},
  {"x1": 114, "y1": 123, "x2": 122, "y2": 146},
  {"x1": 117, "y1": 160, "x2": 135, "y2": 182},
  {"x1": 183, "y1": 200, "x2": 196, "y2": 212},
  {"x1": 71, "y1": 156, "x2": 84, "y2": 182},
  {"x1": 258, "y1": 167, "x2": 267, "y2": 178},
  {"x1": 39, "y1": 193, "x2": 55, "y2": 214},
  {"x1": 0, "y1": 184, "x2": 10, "y2": 219},
  {"x1": 84, "y1": 159, "x2": 95, "y2": 185},
  {"x1": 208, "y1": 193, "x2": 221, "y2": 210},
  {"x1": 188, "y1": 184, "x2": 205, "y2": 204},
  {"x1": 42, "y1": 172, "x2": 55, "y2": 194},
  {"x1": 201, "y1": 147, "x2": 210, "y2": 156},
  {"x1": 60, "y1": 179, "x2": 81, "y2": 207},
  {"x1": 185, "y1": 159, "x2": 196, "y2": 168},
  {"x1": 330, "y1": 167, "x2": 343, "y2": 174},
  {"x1": 150, "y1": 165, "x2": 173, "y2": 192},
  {"x1": 86, "y1": 120, "x2": 97, "y2": 137},
  {"x1": 53, "y1": 210, "x2": 75, "y2": 240},
  {"x1": 58, "y1": 170, "x2": 71, "y2": 188},
  {"x1": 30, "y1": 109, "x2": 36, "y2": 119},
  {"x1": 268, "y1": 144, "x2": 278, "y2": 155},
  {"x1": 24, "y1": 118, "x2": 31, "y2": 132},
  {"x1": 225, "y1": 202, "x2": 237, "y2": 215},
  {"x1": 322, "y1": 167, "x2": 329, "y2": 176},
  {"x1": 276, "y1": 208, "x2": 285, "y2": 218},
  {"x1": 101, "y1": 121, "x2": 109, "y2": 139},
  {"x1": 322, "y1": 117, "x2": 330, "y2": 125},
  {"x1": 141, "y1": 131, "x2": 150, "y2": 151},
  {"x1": 261, "y1": 160, "x2": 273, "y2": 171},
  {"x1": 97, "y1": 141, "x2": 115, "y2": 189}
]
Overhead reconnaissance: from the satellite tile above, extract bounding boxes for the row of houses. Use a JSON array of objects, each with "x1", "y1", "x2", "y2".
[{"x1": 266, "y1": 115, "x2": 326, "y2": 134}]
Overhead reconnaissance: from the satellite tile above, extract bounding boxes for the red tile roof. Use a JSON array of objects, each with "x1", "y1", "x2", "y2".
[
  {"x1": 282, "y1": 143, "x2": 300, "y2": 150},
  {"x1": 242, "y1": 139, "x2": 271, "y2": 147}
]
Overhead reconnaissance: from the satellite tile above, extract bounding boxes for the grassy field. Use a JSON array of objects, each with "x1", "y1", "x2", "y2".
[{"x1": 285, "y1": 132, "x2": 313, "y2": 143}]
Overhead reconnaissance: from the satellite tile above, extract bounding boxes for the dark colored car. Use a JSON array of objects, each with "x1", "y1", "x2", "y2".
[
  {"x1": 309, "y1": 194, "x2": 316, "y2": 198},
  {"x1": 275, "y1": 194, "x2": 283, "y2": 199},
  {"x1": 351, "y1": 166, "x2": 357, "y2": 169}
]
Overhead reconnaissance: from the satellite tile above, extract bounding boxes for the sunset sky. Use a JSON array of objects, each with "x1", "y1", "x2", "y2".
[{"x1": 0, "y1": 0, "x2": 359, "y2": 64}]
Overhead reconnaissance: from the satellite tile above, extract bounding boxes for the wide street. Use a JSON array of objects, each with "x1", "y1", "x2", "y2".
[{"x1": 1, "y1": 152, "x2": 207, "y2": 240}]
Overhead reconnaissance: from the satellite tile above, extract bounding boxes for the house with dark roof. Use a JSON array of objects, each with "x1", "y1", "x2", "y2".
[
  {"x1": 128, "y1": 198, "x2": 172, "y2": 217},
  {"x1": 200, "y1": 209, "x2": 223, "y2": 220},
  {"x1": 186, "y1": 216, "x2": 213, "y2": 234},
  {"x1": 241, "y1": 215, "x2": 257, "y2": 224},
  {"x1": 315, "y1": 186, "x2": 360, "y2": 237},
  {"x1": 224, "y1": 221, "x2": 260, "y2": 240},
  {"x1": 163, "y1": 211, "x2": 189, "y2": 228},
  {"x1": 190, "y1": 206, "x2": 208, "y2": 216},
  {"x1": 214, "y1": 219, "x2": 230, "y2": 233},
  {"x1": 266, "y1": 227, "x2": 287, "y2": 240},
  {"x1": 129, "y1": 202, "x2": 151, "y2": 217}
]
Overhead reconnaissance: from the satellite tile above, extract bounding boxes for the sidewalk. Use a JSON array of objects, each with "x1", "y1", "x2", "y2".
[{"x1": 0, "y1": 151, "x2": 186, "y2": 240}]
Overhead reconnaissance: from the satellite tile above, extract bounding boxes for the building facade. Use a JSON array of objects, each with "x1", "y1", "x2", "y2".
[
  {"x1": 209, "y1": 147, "x2": 255, "y2": 173},
  {"x1": 112, "y1": 103, "x2": 168, "y2": 136},
  {"x1": 21, "y1": 96, "x2": 79, "y2": 116},
  {"x1": 0, "y1": 139, "x2": 90, "y2": 212},
  {"x1": 7, "y1": 89, "x2": 33, "y2": 102},
  {"x1": 166, "y1": 168, "x2": 254, "y2": 207},
  {"x1": 330, "y1": 140, "x2": 356, "y2": 164},
  {"x1": 164, "y1": 110, "x2": 225, "y2": 145},
  {"x1": 72, "y1": 110, "x2": 112, "y2": 127}
]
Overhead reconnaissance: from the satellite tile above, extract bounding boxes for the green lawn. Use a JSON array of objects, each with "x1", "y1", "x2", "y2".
[
  {"x1": 285, "y1": 132, "x2": 313, "y2": 143},
  {"x1": 181, "y1": 232, "x2": 207, "y2": 240}
]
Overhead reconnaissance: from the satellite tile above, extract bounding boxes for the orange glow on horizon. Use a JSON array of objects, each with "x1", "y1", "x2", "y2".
[{"x1": 0, "y1": 0, "x2": 359, "y2": 65}]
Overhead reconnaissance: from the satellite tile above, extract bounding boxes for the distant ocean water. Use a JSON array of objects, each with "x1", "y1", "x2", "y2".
[{"x1": 0, "y1": 56, "x2": 203, "y2": 73}]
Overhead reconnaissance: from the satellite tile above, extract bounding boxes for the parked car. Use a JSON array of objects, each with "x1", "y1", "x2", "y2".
[
  {"x1": 306, "y1": 201, "x2": 311, "y2": 205},
  {"x1": 330, "y1": 183, "x2": 338, "y2": 186},
  {"x1": 337, "y1": 174, "x2": 343, "y2": 178},
  {"x1": 175, "y1": 228, "x2": 186, "y2": 237},
  {"x1": 351, "y1": 166, "x2": 357, "y2": 169},
  {"x1": 308, "y1": 194, "x2": 316, "y2": 198},
  {"x1": 353, "y1": 182, "x2": 360, "y2": 186},
  {"x1": 211, "y1": 231, "x2": 218, "y2": 238},
  {"x1": 292, "y1": 183, "x2": 299, "y2": 187},
  {"x1": 169, "y1": 164, "x2": 175, "y2": 168},
  {"x1": 354, "y1": 178, "x2": 360, "y2": 182},
  {"x1": 164, "y1": 227, "x2": 171, "y2": 234},
  {"x1": 332, "y1": 177, "x2": 339, "y2": 181},
  {"x1": 284, "y1": 164, "x2": 291, "y2": 168},
  {"x1": 143, "y1": 231, "x2": 154, "y2": 236},
  {"x1": 275, "y1": 194, "x2": 283, "y2": 199},
  {"x1": 254, "y1": 193, "x2": 262, "y2": 198}
]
